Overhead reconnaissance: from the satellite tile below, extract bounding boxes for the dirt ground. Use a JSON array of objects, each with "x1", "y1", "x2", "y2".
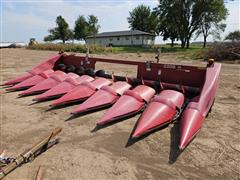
[{"x1": 0, "y1": 48, "x2": 239, "y2": 180}]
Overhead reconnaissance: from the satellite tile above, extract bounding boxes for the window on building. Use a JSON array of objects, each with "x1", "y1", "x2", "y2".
[
  {"x1": 136, "y1": 36, "x2": 140, "y2": 40},
  {"x1": 125, "y1": 37, "x2": 129, "y2": 40},
  {"x1": 109, "y1": 38, "x2": 112, "y2": 41},
  {"x1": 117, "y1": 37, "x2": 120, "y2": 40}
]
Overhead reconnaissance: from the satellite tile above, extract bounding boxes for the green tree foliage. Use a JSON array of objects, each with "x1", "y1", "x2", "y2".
[
  {"x1": 44, "y1": 16, "x2": 73, "y2": 44},
  {"x1": 154, "y1": 5, "x2": 178, "y2": 47},
  {"x1": 88, "y1": 15, "x2": 100, "y2": 35},
  {"x1": 74, "y1": 15, "x2": 88, "y2": 40},
  {"x1": 74, "y1": 15, "x2": 100, "y2": 41},
  {"x1": 196, "y1": 0, "x2": 228, "y2": 48},
  {"x1": 127, "y1": 4, "x2": 159, "y2": 34},
  {"x1": 155, "y1": 0, "x2": 228, "y2": 48},
  {"x1": 225, "y1": 30, "x2": 240, "y2": 42}
]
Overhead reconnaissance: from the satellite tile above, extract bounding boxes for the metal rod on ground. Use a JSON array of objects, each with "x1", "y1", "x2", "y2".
[
  {"x1": 0, "y1": 128, "x2": 62, "y2": 179},
  {"x1": 35, "y1": 166, "x2": 44, "y2": 180}
]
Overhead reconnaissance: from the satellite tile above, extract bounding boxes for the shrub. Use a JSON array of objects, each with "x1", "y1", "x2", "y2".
[{"x1": 202, "y1": 42, "x2": 240, "y2": 61}]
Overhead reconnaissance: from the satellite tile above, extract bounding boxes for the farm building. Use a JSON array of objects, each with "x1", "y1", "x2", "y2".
[{"x1": 85, "y1": 30, "x2": 156, "y2": 46}]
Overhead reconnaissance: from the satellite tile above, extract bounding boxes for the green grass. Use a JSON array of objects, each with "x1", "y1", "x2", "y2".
[
  {"x1": 27, "y1": 43, "x2": 114, "y2": 54},
  {"x1": 110, "y1": 44, "x2": 203, "y2": 53},
  {"x1": 111, "y1": 44, "x2": 204, "y2": 60},
  {"x1": 27, "y1": 43, "x2": 205, "y2": 60},
  {"x1": 160, "y1": 44, "x2": 203, "y2": 52},
  {"x1": 27, "y1": 43, "x2": 239, "y2": 61},
  {"x1": 111, "y1": 46, "x2": 155, "y2": 53}
]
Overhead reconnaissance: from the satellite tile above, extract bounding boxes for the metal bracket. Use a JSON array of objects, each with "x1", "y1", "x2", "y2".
[
  {"x1": 85, "y1": 46, "x2": 90, "y2": 65},
  {"x1": 145, "y1": 61, "x2": 153, "y2": 71},
  {"x1": 85, "y1": 55, "x2": 90, "y2": 65}
]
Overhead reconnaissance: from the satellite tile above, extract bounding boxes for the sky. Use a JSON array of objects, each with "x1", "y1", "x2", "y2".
[{"x1": 1, "y1": 0, "x2": 240, "y2": 44}]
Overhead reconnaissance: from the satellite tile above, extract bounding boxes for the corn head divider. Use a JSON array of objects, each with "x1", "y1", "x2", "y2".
[{"x1": 2, "y1": 53, "x2": 221, "y2": 151}]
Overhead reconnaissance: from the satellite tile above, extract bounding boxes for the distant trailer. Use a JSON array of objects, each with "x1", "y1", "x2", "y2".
[{"x1": 0, "y1": 42, "x2": 26, "y2": 49}]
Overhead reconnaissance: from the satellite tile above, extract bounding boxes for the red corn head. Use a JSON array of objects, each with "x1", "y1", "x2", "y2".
[
  {"x1": 34, "y1": 75, "x2": 94, "y2": 101},
  {"x1": 19, "y1": 71, "x2": 73, "y2": 96},
  {"x1": 132, "y1": 90, "x2": 184, "y2": 138},
  {"x1": 6, "y1": 70, "x2": 54, "y2": 91},
  {"x1": 97, "y1": 85, "x2": 155, "y2": 125},
  {"x1": 1, "y1": 54, "x2": 61, "y2": 86},
  {"x1": 178, "y1": 107, "x2": 204, "y2": 150},
  {"x1": 1, "y1": 72, "x2": 34, "y2": 86},
  {"x1": 51, "y1": 77, "x2": 112, "y2": 107},
  {"x1": 72, "y1": 81, "x2": 131, "y2": 114}
]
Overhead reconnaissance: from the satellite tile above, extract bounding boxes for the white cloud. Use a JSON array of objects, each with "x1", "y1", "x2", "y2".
[
  {"x1": 2, "y1": 9, "x2": 54, "y2": 42},
  {"x1": 2, "y1": 0, "x2": 150, "y2": 42},
  {"x1": 1, "y1": 0, "x2": 239, "y2": 43},
  {"x1": 2, "y1": 11, "x2": 53, "y2": 29}
]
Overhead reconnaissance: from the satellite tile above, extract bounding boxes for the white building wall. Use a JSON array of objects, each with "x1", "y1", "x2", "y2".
[{"x1": 86, "y1": 35, "x2": 155, "y2": 46}]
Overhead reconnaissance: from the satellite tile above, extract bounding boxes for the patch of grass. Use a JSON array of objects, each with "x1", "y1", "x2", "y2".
[
  {"x1": 111, "y1": 46, "x2": 155, "y2": 53},
  {"x1": 27, "y1": 43, "x2": 204, "y2": 60},
  {"x1": 27, "y1": 43, "x2": 114, "y2": 54},
  {"x1": 159, "y1": 44, "x2": 204, "y2": 60},
  {"x1": 111, "y1": 44, "x2": 203, "y2": 54}
]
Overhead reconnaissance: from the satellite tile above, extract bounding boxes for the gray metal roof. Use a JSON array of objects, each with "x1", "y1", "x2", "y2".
[{"x1": 87, "y1": 30, "x2": 155, "y2": 38}]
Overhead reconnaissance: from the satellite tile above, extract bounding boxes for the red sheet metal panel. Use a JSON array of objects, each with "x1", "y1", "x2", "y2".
[
  {"x1": 72, "y1": 81, "x2": 131, "y2": 114},
  {"x1": 97, "y1": 85, "x2": 155, "y2": 125},
  {"x1": 30, "y1": 54, "x2": 62, "y2": 75},
  {"x1": 179, "y1": 63, "x2": 221, "y2": 150},
  {"x1": 51, "y1": 77, "x2": 111, "y2": 107},
  {"x1": 1, "y1": 72, "x2": 33, "y2": 86},
  {"x1": 34, "y1": 75, "x2": 94, "y2": 101},
  {"x1": 179, "y1": 108, "x2": 204, "y2": 149},
  {"x1": 85, "y1": 57, "x2": 206, "y2": 87},
  {"x1": 110, "y1": 81, "x2": 132, "y2": 95},
  {"x1": 2, "y1": 54, "x2": 61, "y2": 86},
  {"x1": 19, "y1": 71, "x2": 67, "y2": 96},
  {"x1": 133, "y1": 90, "x2": 184, "y2": 138},
  {"x1": 6, "y1": 69, "x2": 54, "y2": 91},
  {"x1": 53, "y1": 55, "x2": 206, "y2": 88}
]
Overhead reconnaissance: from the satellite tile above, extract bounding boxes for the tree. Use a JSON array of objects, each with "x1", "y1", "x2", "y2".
[
  {"x1": 157, "y1": 19, "x2": 179, "y2": 47},
  {"x1": 156, "y1": 1, "x2": 205, "y2": 48},
  {"x1": 225, "y1": 30, "x2": 240, "y2": 42},
  {"x1": 155, "y1": 0, "x2": 228, "y2": 48},
  {"x1": 153, "y1": 7, "x2": 178, "y2": 47},
  {"x1": 44, "y1": 16, "x2": 73, "y2": 44},
  {"x1": 127, "y1": 4, "x2": 159, "y2": 34},
  {"x1": 74, "y1": 15, "x2": 100, "y2": 41},
  {"x1": 87, "y1": 15, "x2": 100, "y2": 43},
  {"x1": 74, "y1": 15, "x2": 88, "y2": 40},
  {"x1": 87, "y1": 15, "x2": 100, "y2": 35},
  {"x1": 196, "y1": 0, "x2": 228, "y2": 48}
]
